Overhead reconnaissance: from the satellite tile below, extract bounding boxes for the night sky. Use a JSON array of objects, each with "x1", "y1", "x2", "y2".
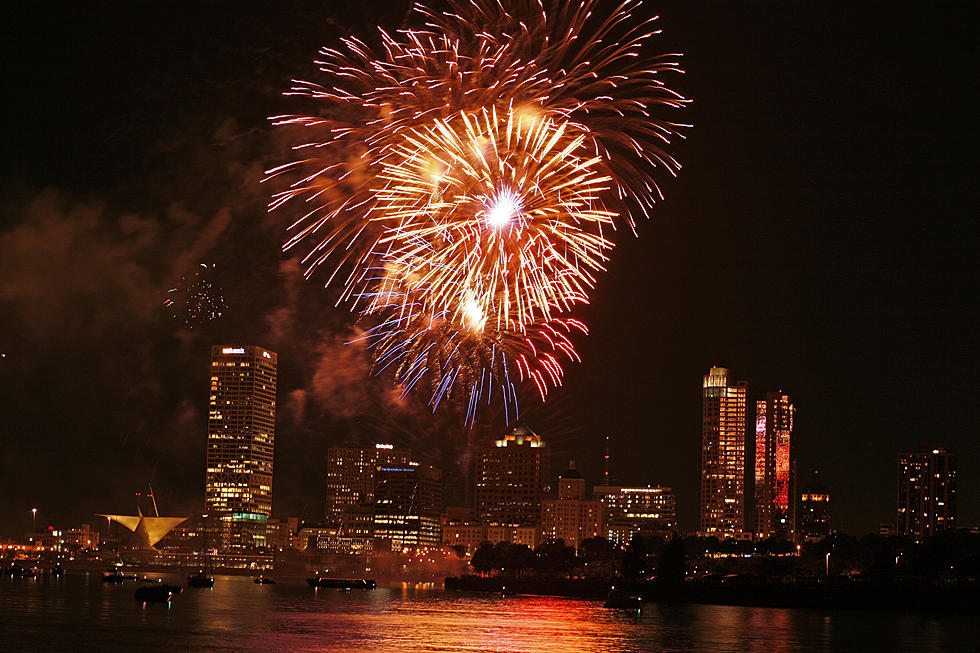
[{"x1": 1, "y1": 1, "x2": 974, "y2": 536}]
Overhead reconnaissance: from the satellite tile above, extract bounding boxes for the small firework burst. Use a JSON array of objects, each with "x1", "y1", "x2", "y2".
[{"x1": 163, "y1": 264, "x2": 227, "y2": 328}]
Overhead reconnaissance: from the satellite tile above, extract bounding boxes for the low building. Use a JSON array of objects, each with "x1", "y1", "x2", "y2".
[
  {"x1": 485, "y1": 524, "x2": 540, "y2": 548},
  {"x1": 441, "y1": 512, "x2": 486, "y2": 555},
  {"x1": 593, "y1": 485, "x2": 676, "y2": 547}
]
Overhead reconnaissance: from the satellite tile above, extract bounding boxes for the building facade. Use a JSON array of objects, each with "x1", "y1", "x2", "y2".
[
  {"x1": 372, "y1": 463, "x2": 443, "y2": 549},
  {"x1": 897, "y1": 448, "x2": 957, "y2": 538},
  {"x1": 206, "y1": 345, "x2": 277, "y2": 548},
  {"x1": 798, "y1": 470, "x2": 832, "y2": 541},
  {"x1": 700, "y1": 366, "x2": 747, "y2": 537},
  {"x1": 593, "y1": 485, "x2": 677, "y2": 547},
  {"x1": 541, "y1": 462, "x2": 603, "y2": 550},
  {"x1": 324, "y1": 444, "x2": 412, "y2": 523},
  {"x1": 475, "y1": 425, "x2": 550, "y2": 528},
  {"x1": 754, "y1": 391, "x2": 796, "y2": 539}
]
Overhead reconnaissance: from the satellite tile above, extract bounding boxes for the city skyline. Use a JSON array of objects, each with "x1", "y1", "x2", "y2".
[
  {"x1": 0, "y1": 341, "x2": 970, "y2": 539},
  {"x1": 0, "y1": 1, "x2": 975, "y2": 537}
]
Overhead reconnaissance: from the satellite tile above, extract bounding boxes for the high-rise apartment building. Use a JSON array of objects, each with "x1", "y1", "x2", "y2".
[
  {"x1": 700, "y1": 366, "x2": 747, "y2": 537},
  {"x1": 798, "y1": 470, "x2": 832, "y2": 541},
  {"x1": 475, "y1": 425, "x2": 550, "y2": 527},
  {"x1": 373, "y1": 463, "x2": 443, "y2": 549},
  {"x1": 324, "y1": 444, "x2": 412, "y2": 523},
  {"x1": 593, "y1": 485, "x2": 677, "y2": 547},
  {"x1": 541, "y1": 461, "x2": 603, "y2": 550},
  {"x1": 206, "y1": 346, "x2": 277, "y2": 547},
  {"x1": 897, "y1": 448, "x2": 957, "y2": 538},
  {"x1": 754, "y1": 391, "x2": 796, "y2": 539}
]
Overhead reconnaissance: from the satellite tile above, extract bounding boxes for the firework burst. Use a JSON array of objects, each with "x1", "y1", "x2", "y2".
[
  {"x1": 163, "y1": 264, "x2": 227, "y2": 328},
  {"x1": 367, "y1": 106, "x2": 615, "y2": 329},
  {"x1": 267, "y1": 0, "x2": 688, "y2": 422}
]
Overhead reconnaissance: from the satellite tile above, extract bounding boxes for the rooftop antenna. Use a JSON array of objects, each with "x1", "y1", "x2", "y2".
[{"x1": 603, "y1": 434, "x2": 611, "y2": 485}]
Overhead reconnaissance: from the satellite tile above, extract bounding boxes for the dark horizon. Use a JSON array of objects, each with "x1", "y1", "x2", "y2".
[{"x1": 0, "y1": 1, "x2": 975, "y2": 537}]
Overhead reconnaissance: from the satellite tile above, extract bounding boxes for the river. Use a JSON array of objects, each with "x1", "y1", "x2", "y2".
[{"x1": 0, "y1": 573, "x2": 971, "y2": 652}]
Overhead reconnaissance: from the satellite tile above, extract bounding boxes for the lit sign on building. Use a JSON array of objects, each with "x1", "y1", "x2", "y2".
[
  {"x1": 221, "y1": 347, "x2": 246, "y2": 354},
  {"x1": 262, "y1": 351, "x2": 272, "y2": 359},
  {"x1": 375, "y1": 443, "x2": 394, "y2": 450}
]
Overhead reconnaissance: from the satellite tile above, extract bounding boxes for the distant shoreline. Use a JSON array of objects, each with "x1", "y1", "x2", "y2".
[{"x1": 445, "y1": 575, "x2": 980, "y2": 613}]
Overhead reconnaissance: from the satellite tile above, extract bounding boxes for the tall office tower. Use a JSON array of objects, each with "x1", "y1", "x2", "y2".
[
  {"x1": 541, "y1": 461, "x2": 603, "y2": 550},
  {"x1": 593, "y1": 485, "x2": 677, "y2": 547},
  {"x1": 206, "y1": 346, "x2": 277, "y2": 548},
  {"x1": 475, "y1": 425, "x2": 550, "y2": 527},
  {"x1": 700, "y1": 366, "x2": 747, "y2": 537},
  {"x1": 324, "y1": 444, "x2": 413, "y2": 523},
  {"x1": 754, "y1": 391, "x2": 796, "y2": 539},
  {"x1": 897, "y1": 448, "x2": 957, "y2": 538},
  {"x1": 798, "y1": 470, "x2": 832, "y2": 541},
  {"x1": 373, "y1": 463, "x2": 443, "y2": 549}
]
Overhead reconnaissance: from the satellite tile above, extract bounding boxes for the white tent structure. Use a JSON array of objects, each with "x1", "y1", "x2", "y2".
[{"x1": 98, "y1": 484, "x2": 187, "y2": 550}]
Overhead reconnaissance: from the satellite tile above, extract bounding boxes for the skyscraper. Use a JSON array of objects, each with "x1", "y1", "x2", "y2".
[
  {"x1": 897, "y1": 448, "x2": 957, "y2": 538},
  {"x1": 700, "y1": 366, "x2": 747, "y2": 537},
  {"x1": 206, "y1": 346, "x2": 277, "y2": 547},
  {"x1": 475, "y1": 425, "x2": 550, "y2": 528},
  {"x1": 799, "y1": 470, "x2": 832, "y2": 541},
  {"x1": 324, "y1": 444, "x2": 412, "y2": 523},
  {"x1": 754, "y1": 391, "x2": 796, "y2": 539}
]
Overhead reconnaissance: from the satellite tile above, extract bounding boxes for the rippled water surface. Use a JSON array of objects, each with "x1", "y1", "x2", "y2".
[{"x1": 0, "y1": 574, "x2": 972, "y2": 652}]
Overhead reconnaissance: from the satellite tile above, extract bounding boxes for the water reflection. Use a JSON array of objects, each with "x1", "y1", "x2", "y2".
[{"x1": 0, "y1": 574, "x2": 974, "y2": 652}]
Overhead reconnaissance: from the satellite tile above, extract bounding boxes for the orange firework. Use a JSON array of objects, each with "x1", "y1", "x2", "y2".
[
  {"x1": 267, "y1": 0, "x2": 688, "y2": 420},
  {"x1": 368, "y1": 106, "x2": 615, "y2": 331}
]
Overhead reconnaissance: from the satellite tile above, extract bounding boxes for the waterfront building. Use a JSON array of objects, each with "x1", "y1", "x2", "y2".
[
  {"x1": 475, "y1": 425, "x2": 550, "y2": 529},
  {"x1": 699, "y1": 366, "x2": 747, "y2": 537},
  {"x1": 541, "y1": 461, "x2": 603, "y2": 550},
  {"x1": 325, "y1": 444, "x2": 412, "y2": 522},
  {"x1": 754, "y1": 391, "x2": 796, "y2": 539},
  {"x1": 264, "y1": 517, "x2": 299, "y2": 551},
  {"x1": 64, "y1": 523, "x2": 100, "y2": 551},
  {"x1": 897, "y1": 448, "x2": 957, "y2": 538},
  {"x1": 206, "y1": 345, "x2": 277, "y2": 548},
  {"x1": 798, "y1": 470, "x2": 832, "y2": 541},
  {"x1": 593, "y1": 485, "x2": 677, "y2": 547},
  {"x1": 294, "y1": 523, "x2": 340, "y2": 551},
  {"x1": 484, "y1": 524, "x2": 540, "y2": 548},
  {"x1": 372, "y1": 463, "x2": 443, "y2": 549},
  {"x1": 441, "y1": 517, "x2": 486, "y2": 555}
]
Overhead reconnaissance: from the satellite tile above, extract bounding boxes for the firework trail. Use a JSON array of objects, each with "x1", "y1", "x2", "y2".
[
  {"x1": 163, "y1": 264, "x2": 227, "y2": 328},
  {"x1": 267, "y1": 0, "x2": 687, "y2": 423}
]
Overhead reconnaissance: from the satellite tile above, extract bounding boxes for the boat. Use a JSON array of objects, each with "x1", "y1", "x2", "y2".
[
  {"x1": 187, "y1": 570, "x2": 214, "y2": 588},
  {"x1": 306, "y1": 576, "x2": 376, "y2": 590},
  {"x1": 135, "y1": 580, "x2": 182, "y2": 602},
  {"x1": 603, "y1": 588, "x2": 642, "y2": 611},
  {"x1": 51, "y1": 564, "x2": 65, "y2": 577},
  {"x1": 254, "y1": 576, "x2": 276, "y2": 584},
  {"x1": 102, "y1": 567, "x2": 126, "y2": 583}
]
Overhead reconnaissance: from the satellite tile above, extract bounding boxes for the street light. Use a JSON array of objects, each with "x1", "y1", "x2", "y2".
[{"x1": 825, "y1": 552, "x2": 831, "y2": 576}]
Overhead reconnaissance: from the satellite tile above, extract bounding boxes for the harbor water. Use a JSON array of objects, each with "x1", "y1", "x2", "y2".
[{"x1": 0, "y1": 573, "x2": 972, "y2": 652}]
